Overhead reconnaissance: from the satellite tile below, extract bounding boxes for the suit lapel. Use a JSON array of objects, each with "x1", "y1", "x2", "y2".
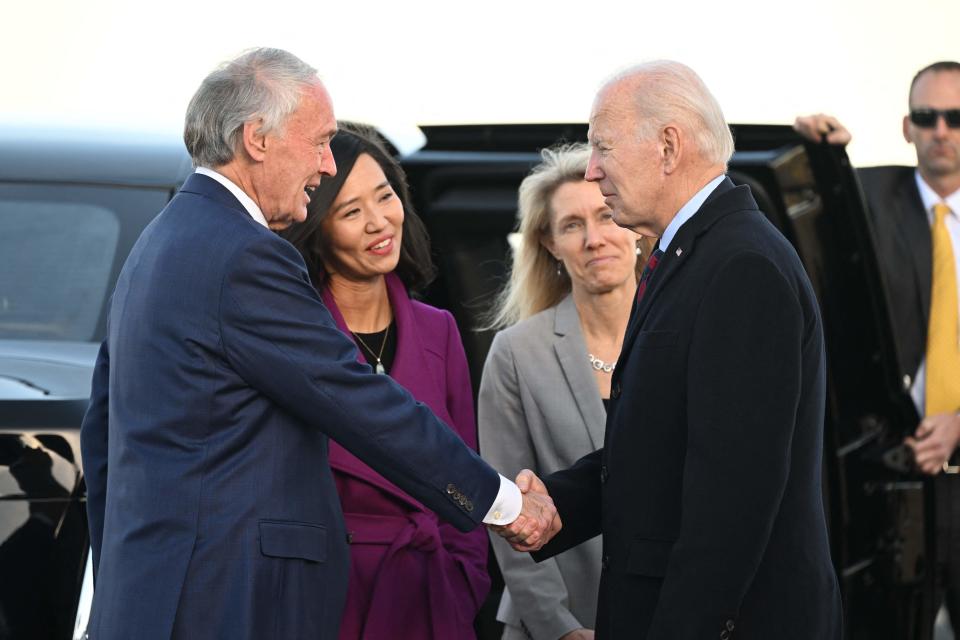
[
  {"x1": 618, "y1": 179, "x2": 756, "y2": 373},
  {"x1": 894, "y1": 171, "x2": 932, "y2": 328},
  {"x1": 552, "y1": 296, "x2": 605, "y2": 450},
  {"x1": 621, "y1": 178, "x2": 738, "y2": 352}
]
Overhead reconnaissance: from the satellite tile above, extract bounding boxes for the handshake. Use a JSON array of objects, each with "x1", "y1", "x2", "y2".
[{"x1": 488, "y1": 470, "x2": 562, "y2": 552}]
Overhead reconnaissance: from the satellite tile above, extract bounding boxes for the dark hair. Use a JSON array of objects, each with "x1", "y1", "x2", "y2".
[
  {"x1": 909, "y1": 61, "x2": 960, "y2": 105},
  {"x1": 280, "y1": 122, "x2": 436, "y2": 294}
]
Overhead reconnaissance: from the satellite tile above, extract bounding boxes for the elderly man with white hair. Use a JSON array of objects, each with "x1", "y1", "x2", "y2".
[
  {"x1": 79, "y1": 47, "x2": 558, "y2": 640},
  {"x1": 528, "y1": 61, "x2": 844, "y2": 639}
]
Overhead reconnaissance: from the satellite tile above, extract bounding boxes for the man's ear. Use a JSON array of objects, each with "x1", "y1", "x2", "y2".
[
  {"x1": 902, "y1": 114, "x2": 914, "y2": 145},
  {"x1": 242, "y1": 119, "x2": 268, "y2": 162},
  {"x1": 661, "y1": 125, "x2": 682, "y2": 174}
]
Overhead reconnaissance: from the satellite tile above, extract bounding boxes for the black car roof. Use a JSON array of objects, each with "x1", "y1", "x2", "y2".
[{"x1": 0, "y1": 125, "x2": 193, "y2": 188}]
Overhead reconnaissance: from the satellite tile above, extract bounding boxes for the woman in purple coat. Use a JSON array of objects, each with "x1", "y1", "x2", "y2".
[{"x1": 281, "y1": 124, "x2": 489, "y2": 639}]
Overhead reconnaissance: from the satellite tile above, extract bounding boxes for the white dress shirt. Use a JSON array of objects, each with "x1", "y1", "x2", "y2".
[
  {"x1": 658, "y1": 174, "x2": 726, "y2": 252},
  {"x1": 192, "y1": 167, "x2": 522, "y2": 524},
  {"x1": 909, "y1": 172, "x2": 960, "y2": 415},
  {"x1": 195, "y1": 167, "x2": 269, "y2": 228}
]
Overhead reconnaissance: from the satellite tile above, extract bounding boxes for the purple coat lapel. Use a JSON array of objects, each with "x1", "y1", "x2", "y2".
[
  {"x1": 319, "y1": 273, "x2": 487, "y2": 638},
  {"x1": 320, "y1": 273, "x2": 450, "y2": 508}
]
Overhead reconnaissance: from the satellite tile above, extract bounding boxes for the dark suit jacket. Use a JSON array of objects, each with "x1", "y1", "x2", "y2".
[
  {"x1": 79, "y1": 174, "x2": 500, "y2": 640},
  {"x1": 858, "y1": 165, "x2": 930, "y2": 384},
  {"x1": 536, "y1": 178, "x2": 843, "y2": 639}
]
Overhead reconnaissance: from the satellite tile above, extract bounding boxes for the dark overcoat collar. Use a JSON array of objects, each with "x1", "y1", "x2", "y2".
[{"x1": 617, "y1": 177, "x2": 759, "y2": 373}]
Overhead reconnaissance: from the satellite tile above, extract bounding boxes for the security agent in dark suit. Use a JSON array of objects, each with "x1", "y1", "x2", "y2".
[
  {"x1": 521, "y1": 61, "x2": 843, "y2": 639},
  {"x1": 78, "y1": 48, "x2": 558, "y2": 640},
  {"x1": 796, "y1": 60, "x2": 960, "y2": 635}
]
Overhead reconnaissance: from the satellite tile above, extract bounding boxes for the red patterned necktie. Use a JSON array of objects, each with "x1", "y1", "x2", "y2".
[{"x1": 636, "y1": 248, "x2": 664, "y2": 303}]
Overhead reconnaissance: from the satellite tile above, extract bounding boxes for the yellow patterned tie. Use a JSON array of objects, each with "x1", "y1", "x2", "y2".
[{"x1": 925, "y1": 203, "x2": 960, "y2": 415}]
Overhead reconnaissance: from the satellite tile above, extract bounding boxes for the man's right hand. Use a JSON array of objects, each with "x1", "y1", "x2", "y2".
[
  {"x1": 905, "y1": 413, "x2": 960, "y2": 474},
  {"x1": 793, "y1": 114, "x2": 852, "y2": 146},
  {"x1": 489, "y1": 469, "x2": 561, "y2": 551},
  {"x1": 560, "y1": 628, "x2": 595, "y2": 640}
]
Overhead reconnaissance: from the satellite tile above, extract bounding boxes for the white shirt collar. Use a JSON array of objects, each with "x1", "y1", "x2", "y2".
[
  {"x1": 194, "y1": 167, "x2": 269, "y2": 228},
  {"x1": 914, "y1": 169, "x2": 960, "y2": 221},
  {"x1": 658, "y1": 174, "x2": 726, "y2": 252}
]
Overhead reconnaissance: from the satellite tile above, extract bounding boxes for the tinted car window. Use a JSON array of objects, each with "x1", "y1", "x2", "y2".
[
  {"x1": 0, "y1": 200, "x2": 118, "y2": 341},
  {"x1": 0, "y1": 183, "x2": 171, "y2": 342}
]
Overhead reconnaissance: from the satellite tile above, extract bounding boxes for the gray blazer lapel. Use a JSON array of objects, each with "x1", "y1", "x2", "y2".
[{"x1": 552, "y1": 295, "x2": 606, "y2": 450}]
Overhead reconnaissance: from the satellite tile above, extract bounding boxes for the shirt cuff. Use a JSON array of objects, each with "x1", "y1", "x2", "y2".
[{"x1": 482, "y1": 474, "x2": 522, "y2": 525}]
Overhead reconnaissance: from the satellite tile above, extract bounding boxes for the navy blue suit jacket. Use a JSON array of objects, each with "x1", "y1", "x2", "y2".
[
  {"x1": 79, "y1": 174, "x2": 500, "y2": 639},
  {"x1": 535, "y1": 179, "x2": 843, "y2": 639}
]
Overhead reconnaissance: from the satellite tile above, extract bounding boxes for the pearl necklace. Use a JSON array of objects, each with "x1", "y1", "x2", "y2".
[{"x1": 588, "y1": 353, "x2": 615, "y2": 374}]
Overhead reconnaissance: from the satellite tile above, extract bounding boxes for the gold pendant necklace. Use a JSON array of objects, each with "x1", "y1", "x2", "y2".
[{"x1": 352, "y1": 325, "x2": 390, "y2": 374}]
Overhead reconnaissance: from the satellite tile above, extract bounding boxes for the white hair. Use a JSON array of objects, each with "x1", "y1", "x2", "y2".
[
  {"x1": 183, "y1": 47, "x2": 318, "y2": 168},
  {"x1": 603, "y1": 60, "x2": 735, "y2": 167}
]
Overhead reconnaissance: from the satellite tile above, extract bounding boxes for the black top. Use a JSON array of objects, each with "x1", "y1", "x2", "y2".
[{"x1": 352, "y1": 321, "x2": 397, "y2": 374}]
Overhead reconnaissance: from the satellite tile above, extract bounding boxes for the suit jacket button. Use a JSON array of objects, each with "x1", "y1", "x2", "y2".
[
  {"x1": 346, "y1": 532, "x2": 354, "y2": 544},
  {"x1": 611, "y1": 384, "x2": 621, "y2": 399},
  {"x1": 600, "y1": 465, "x2": 608, "y2": 483},
  {"x1": 465, "y1": 500, "x2": 474, "y2": 512},
  {"x1": 720, "y1": 631, "x2": 729, "y2": 640},
  {"x1": 601, "y1": 555, "x2": 610, "y2": 570},
  {"x1": 447, "y1": 484, "x2": 456, "y2": 494},
  {"x1": 726, "y1": 620, "x2": 735, "y2": 631}
]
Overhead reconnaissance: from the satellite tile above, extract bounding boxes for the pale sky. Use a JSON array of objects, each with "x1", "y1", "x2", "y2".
[{"x1": 6, "y1": 0, "x2": 959, "y2": 165}]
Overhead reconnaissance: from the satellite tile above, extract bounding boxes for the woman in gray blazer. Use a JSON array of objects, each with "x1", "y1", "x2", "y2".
[{"x1": 479, "y1": 143, "x2": 652, "y2": 640}]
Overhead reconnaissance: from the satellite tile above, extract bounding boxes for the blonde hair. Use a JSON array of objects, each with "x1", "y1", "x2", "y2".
[{"x1": 484, "y1": 143, "x2": 649, "y2": 329}]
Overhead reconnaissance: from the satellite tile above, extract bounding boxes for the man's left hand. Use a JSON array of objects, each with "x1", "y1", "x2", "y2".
[{"x1": 905, "y1": 412, "x2": 960, "y2": 474}]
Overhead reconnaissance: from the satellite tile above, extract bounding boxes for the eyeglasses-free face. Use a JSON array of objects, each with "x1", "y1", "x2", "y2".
[{"x1": 909, "y1": 108, "x2": 960, "y2": 129}]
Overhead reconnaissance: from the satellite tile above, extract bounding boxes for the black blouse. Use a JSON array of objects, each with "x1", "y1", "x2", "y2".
[{"x1": 351, "y1": 321, "x2": 398, "y2": 375}]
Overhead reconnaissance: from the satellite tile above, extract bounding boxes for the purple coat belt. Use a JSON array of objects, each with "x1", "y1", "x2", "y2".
[{"x1": 346, "y1": 511, "x2": 472, "y2": 638}]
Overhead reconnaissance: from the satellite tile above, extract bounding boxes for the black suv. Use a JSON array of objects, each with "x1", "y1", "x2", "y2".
[{"x1": 0, "y1": 124, "x2": 932, "y2": 639}]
